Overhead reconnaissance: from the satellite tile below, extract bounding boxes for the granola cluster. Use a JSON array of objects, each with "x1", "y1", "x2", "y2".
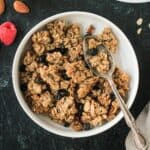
[
  {"x1": 20, "y1": 20, "x2": 129, "y2": 131},
  {"x1": 87, "y1": 49, "x2": 111, "y2": 74}
]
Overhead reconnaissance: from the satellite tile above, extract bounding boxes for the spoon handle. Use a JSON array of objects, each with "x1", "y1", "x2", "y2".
[{"x1": 108, "y1": 77, "x2": 148, "y2": 150}]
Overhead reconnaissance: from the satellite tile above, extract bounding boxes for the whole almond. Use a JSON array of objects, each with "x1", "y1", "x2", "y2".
[
  {"x1": 0, "y1": 0, "x2": 5, "y2": 15},
  {"x1": 13, "y1": 1, "x2": 30, "y2": 14}
]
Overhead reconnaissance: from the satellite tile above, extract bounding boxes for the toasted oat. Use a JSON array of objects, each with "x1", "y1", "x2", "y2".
[
  {"x1": 136, "y1": 18, "x2": 143, "y2": 26},
  {"x1": 50, "y1": 96, "x2": 77, "y2": 123},
  {"x1": 88, "y1": 50, "x2": 111, "y2": 74},
  {"x1": 81, "y1": 96, "x2": 107, "y2": 126},
  {"x1": 137, "y1": 28, "x2": 142, "y2": 35},
  {"x1": 101, "y1": 28, "x2": 118, "y2": 53}
]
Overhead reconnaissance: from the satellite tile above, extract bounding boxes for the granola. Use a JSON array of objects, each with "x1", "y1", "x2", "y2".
[
  {"x1": 87, "y1": 49, "x2": 111, "y2": 74},
  {"x1": 20, "y1": 20, "x2": 129, "y2": 131}
]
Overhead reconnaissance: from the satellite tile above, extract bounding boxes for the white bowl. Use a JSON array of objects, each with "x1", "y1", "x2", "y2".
[{"x1": 12, "y1": 11, "x2": 139, "y2": 138}]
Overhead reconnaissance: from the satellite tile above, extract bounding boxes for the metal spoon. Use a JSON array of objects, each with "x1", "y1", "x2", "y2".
[{"x1": 83, "y1": 35, "x2": 147, "y2": 150}]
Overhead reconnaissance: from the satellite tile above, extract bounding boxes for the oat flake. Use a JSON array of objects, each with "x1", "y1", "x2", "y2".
[
  {"x1": 137, "y1": 28, "x2": 142, "y2": 35},
  {"x1": 136, "y1": 18, "x2": 143, "y2": 26}
]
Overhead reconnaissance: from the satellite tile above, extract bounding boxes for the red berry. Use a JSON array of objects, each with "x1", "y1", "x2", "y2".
[{"x1": 0, "y1": 21, "x2": 17, "y2": 46}]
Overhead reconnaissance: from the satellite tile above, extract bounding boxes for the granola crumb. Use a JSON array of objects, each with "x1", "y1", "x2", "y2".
[
  {"x1": 136, "y1": 18, "x2": 143, "y2": 26},
  {"x1": 71, "y1": 120, "x2": 83, "y2": 131},
  {"x1": 88, "y1": 49, "x2": 111, "y2": 74},
  {"x1": 137, "y1": 28, "x2": 142, "y2": 35}
]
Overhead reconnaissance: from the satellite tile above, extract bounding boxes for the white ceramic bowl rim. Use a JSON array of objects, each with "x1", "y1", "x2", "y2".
[
  {"x1": 12, "y1": 11, "x2": 139, "y2": 138},
  {"x1": 117, "y1": 0, "x2": 150, "y2": 3}
]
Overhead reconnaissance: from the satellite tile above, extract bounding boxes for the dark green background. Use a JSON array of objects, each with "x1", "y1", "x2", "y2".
[{"x1": 0, "y1": 0, "x2": 150, "y2": 150}]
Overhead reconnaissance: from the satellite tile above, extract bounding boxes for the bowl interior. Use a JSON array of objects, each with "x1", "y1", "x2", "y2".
[{"x1": 13, "y1": 12, "x2": 139, "y2": 137}]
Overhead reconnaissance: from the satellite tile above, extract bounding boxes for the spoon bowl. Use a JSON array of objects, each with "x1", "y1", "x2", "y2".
[{"x1": 83, "y1": 35, "x2": 115, "y2": 78}]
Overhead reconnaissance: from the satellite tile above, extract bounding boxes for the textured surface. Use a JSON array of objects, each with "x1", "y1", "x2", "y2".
[{"x1": 0, "y1": 0, "x2": 150, "y2": 150}]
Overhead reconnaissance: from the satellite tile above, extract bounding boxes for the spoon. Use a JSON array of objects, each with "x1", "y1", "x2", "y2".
[{"x1": 83, "y1": 35, "x2": 148, "y2": 150}]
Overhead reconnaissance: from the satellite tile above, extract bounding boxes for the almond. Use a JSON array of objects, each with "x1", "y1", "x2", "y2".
[
  {"x1": 13, "y1": 1, "x2": 30, "y2": 14},
  {"x1": 0, "y1": 0, "x2": 5, "y2": 15}
]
